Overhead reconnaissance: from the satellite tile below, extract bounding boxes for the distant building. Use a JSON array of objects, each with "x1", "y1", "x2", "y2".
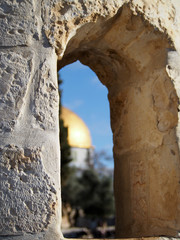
[{"x1": 61, "y1": 107, "x2": 94, "y2": 170}]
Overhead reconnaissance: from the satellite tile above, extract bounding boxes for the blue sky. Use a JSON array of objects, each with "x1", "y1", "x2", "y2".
[{"x1": 59, "y1": 60, "x2": 113, "y2": 168}]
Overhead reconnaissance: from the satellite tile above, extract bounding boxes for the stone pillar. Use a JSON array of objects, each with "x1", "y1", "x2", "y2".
[
  {"x1": 0, "y1": 1, "x2": 62, "y2": 239},
  {"x1": 110, "y1": 66, "x2": 180, "y2": 238}
]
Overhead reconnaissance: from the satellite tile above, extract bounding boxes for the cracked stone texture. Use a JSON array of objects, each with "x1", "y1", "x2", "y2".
[
  {"x1": 32, "y1": 58, "x2": 59, "y2": 130},
  {"x1": 0, "y1": 49, "x2": 33, "y2": 133},
  {"x1": 0, "y1": 145, "x2": 57, "y2": 234},
  {"x1": 0, "y1": 0, "x2": 39, "y2": 46},
  {"x1": 1, "y1": 0, "x2": 180, "y2": 239}
]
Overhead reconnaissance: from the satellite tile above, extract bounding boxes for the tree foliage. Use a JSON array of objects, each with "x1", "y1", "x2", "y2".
[
  {"x1": 58, "y1": 74, "x2": 73, "y2": 187},
  {"x1": 62, "y1": 167, "x2": 114, "y2": 218}
]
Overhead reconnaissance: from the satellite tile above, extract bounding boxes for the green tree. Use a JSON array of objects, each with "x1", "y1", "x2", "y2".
[
  {"x1": 78, "y1": 168, "x2": 114, "y2": 218},
  {"x1": 58, "y1": 74, "x2": 72, "y2": 187},
  {"x1": 62, "y1": 166, "x2": 114, "y2": 219}
]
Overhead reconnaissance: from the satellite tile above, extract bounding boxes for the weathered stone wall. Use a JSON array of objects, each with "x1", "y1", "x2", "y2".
[
  {"x1": 0, "y1": 1, "x2": 61, "y2": 239},
  {"x1": 1, "y1": 0, "x2": 180, "y2": 239}
]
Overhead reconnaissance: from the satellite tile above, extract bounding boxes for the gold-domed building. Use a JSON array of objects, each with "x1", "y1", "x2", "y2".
[{"x1": 61, "y1": 107, "x2": 93, "y2": 169}]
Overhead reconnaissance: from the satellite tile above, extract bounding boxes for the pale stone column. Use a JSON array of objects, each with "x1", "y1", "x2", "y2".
[
  {"x1": 0, "y1": 47, "x2": 62, "y2": 240},
  {"x1": 110, "y1": 65, "x2": 180, "y2": 237},
  {"x1": 0, "y1": 1, "x2": 62, "y2": 240}
]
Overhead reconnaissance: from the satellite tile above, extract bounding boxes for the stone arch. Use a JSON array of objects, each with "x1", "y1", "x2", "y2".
[
  {"x1": 1, "y1": 1, "x2": 180, "y2": 240},
  {"x1": 56, "y1": 3, "x2": 180, "y2": 238}
]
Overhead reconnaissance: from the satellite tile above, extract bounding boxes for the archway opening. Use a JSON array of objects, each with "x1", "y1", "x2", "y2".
[
  {"x1": 57, "y1": 5, "x2": 180, "y2": 238},
  {"x1": 59, "y1": 61, "x2": 115, "y2": 238}
]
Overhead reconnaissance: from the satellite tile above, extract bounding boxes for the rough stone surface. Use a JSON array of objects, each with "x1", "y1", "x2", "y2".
[
  {"x1": 32, "y1": 58, "x2": 59, "y2": 130},
  {"x1": 0, "y1": 0, "x2": 39, "y2": 46},
  {"x1": 0, "y1": 145, "x2": 57, "y2": 234},
  {"x1": 1, "y1": 0, "x2": 180, "y2": 239},
  {"x1": 0, "y1": 49, "x2": 33, "y2": 133}
]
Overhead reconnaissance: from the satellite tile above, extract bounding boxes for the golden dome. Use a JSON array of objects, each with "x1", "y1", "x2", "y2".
[{"x1": 61, "y1": 107, "x2": 92, "y2": 149}]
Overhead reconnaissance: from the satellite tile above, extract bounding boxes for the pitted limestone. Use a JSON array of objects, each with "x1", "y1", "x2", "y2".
[
  {"x1": 0, "y1": 145, "x2": 57, "y2": 234},
  {"x1": 0, "y1": 50, "x2": 33, "y2": 133}
]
